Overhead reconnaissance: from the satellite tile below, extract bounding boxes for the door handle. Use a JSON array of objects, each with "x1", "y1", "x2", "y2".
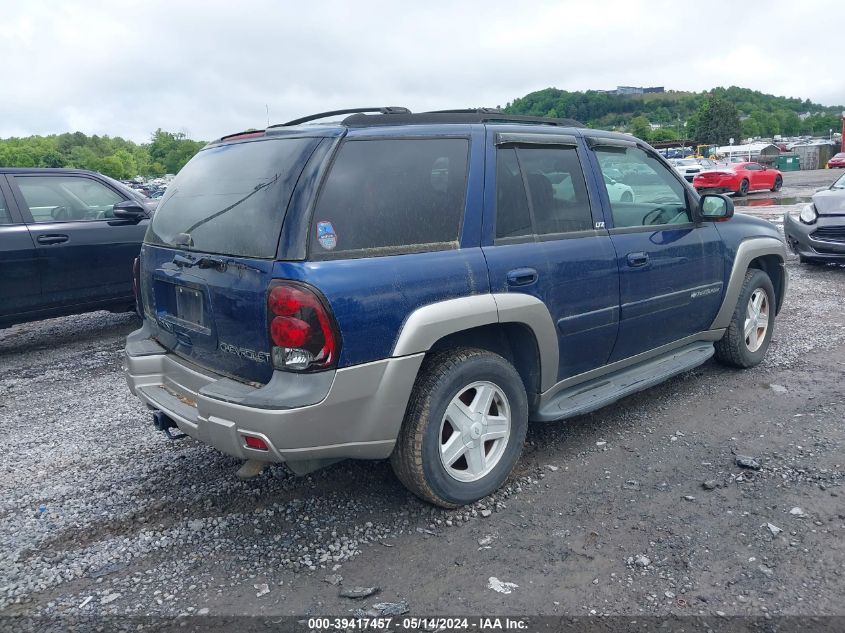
[
  {"x1": 36, "y1": 234, "x2": 69, "y2": 245},
  {"x1": 506, "y1": 267, "x2": 538, "y2": 287},
  {"x1": 626, "y1": 252, "x2": 649, "y2": 267}
]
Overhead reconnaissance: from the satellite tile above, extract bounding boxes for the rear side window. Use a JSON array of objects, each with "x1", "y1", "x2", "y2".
[
  {"x1": 495, "y1": 145, "x2": 594, "y2": 240},
  {"x1": 147, "y1": 137, "x2": 320, "y2": 258},
  {"x1": 309, "y1": 138, "x2": 469, "y2": 258},
  {"x1": 495, "y1": 149, "x2": 532, "y2": 238},
  {"x1": 0, "y1": 189, "x2": 9, "y2": 224}
]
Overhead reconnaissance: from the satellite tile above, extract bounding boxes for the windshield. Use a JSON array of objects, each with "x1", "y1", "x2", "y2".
[
  {"x1": 146, "y1": 137, "x2": 320, "y2": 258},
  {"x1": 832, "y1": 173, "x2": 845, "y2": 190}
]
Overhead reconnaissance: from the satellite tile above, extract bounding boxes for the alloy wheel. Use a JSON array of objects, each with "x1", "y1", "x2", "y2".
[
  {"x1": 438, "y1": 381, "x2": 511, "y2": 482},
  {"x1": 744, "y1": 289, "x2": 770, "y2": 352}
]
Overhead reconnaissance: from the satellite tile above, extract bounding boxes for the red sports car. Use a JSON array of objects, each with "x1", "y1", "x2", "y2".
[
  {"x1": 693, "y1": 161, "x2": 783, "y2": 197},
  {"x1": 828, "y1": 152, "x2": 845, "y2": 168}
]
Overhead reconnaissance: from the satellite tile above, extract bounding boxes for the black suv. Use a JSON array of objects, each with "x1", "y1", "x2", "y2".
[{"x1": 0, "y1": 168, "x2": 153, "y2": 328}]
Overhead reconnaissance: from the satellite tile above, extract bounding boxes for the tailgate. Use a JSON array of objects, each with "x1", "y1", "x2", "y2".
[{"x1": 140, "y1": 244, "x2": 275, "y2": 384}]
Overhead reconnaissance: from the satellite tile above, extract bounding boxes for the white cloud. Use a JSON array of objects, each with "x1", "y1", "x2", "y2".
[{"x1": 0, "y1": 0, "x2": 842, "y2": 142}]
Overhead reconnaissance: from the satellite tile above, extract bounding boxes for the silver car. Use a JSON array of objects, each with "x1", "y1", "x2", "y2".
[
  {"x1": 669, "y1": 158, "x2": 704, "y2": 183},
  {"x1": 783, "y1": 172, "x2": 845, "y2": 264}
]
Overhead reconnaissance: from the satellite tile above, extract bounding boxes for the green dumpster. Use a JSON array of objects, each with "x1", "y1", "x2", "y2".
[{"x1": 776, "y1": 155, "x2": 800, "y2": 171}]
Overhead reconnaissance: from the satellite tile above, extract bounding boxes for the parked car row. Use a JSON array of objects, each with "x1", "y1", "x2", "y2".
[{"x1": 4, "y1": 111, "x2": 841, "y2": 507}]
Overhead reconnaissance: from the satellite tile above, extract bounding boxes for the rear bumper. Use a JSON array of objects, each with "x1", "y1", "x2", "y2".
[
  {"x1": 694, "y1": 183, "x2": 735, "y2": 194},
  {"x1": 124, "y1": 326, "x2": 423, "y2": 464}
]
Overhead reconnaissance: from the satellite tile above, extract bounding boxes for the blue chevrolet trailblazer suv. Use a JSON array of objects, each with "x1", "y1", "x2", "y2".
[{"x1": 125, "y1": 107, "x2": 788, "y2": 507}]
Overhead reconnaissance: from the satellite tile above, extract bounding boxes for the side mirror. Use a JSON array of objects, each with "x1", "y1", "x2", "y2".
[
  {"x1": 700, "y1": 193, "x2": 734, "y2": 221},
  {"x1": 112, "y1": 199, "x2": 148, "y2": 222}
]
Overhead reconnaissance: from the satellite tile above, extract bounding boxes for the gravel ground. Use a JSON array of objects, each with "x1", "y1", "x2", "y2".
[{"x1": 1, "y1": 168, "x2": 843, "y2": 626}]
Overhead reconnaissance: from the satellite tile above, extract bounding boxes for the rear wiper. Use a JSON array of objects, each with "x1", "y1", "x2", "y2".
[{"x1": 172, "y1": 253, "x2": 227, "y2": 272}]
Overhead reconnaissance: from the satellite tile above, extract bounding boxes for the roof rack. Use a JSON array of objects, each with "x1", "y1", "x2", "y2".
[
  {"x1": 272, "y1": 107, "x2": 411, "y2": 128},
  {"x1": 214, "y1": 108, "x2": 584, "y2": 144},
  {"x1": 341, "y1": 108, "x2": 584, "y2": 128}
]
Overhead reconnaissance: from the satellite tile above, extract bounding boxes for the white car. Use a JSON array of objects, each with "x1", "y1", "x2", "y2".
[
  {"x1": 669, "y1": 158, "x2": 704, "y2": 183},
  {"x1": 603, "y1": 173, "x2": 635, "y2": 202}
]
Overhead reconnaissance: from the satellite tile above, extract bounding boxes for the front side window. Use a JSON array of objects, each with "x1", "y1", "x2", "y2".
[
  {"x1": 16, "y1": 176, "x2": 123, "y2": 223},
  {"x1": 310, "y1": 138, "x2": 469, "y2": 258},
  {"x1": 594, "y1": 145, "x2": 692, "y2": 228},
  {"x1": 495, "y1": 145, "x2": 593, "y2": 240},
  {"x1": 744, "y1": 163, "x2": 762, "y2": 171}
]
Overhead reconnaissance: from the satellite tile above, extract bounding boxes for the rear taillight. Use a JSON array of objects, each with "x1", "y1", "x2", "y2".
[
  {"x1": 132, "y1": 256, "x2": 143, "y2": 317},
  {"x1": 267, "y1": 282, "x2": 340, "y2": 372}
]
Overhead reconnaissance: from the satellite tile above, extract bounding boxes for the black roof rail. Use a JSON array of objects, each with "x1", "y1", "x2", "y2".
[
  {"x1": 425, "y1": 107, "x2": 506, "y2": 115},
  {"x1": 341, "y1": 109, "x2": 584, "y2": 128},
  {"x1": 219, "y1": 128, "x2": 265, "y2": 141},
  {"x1": 273, "y1": 107, "x2": 411, "y2": 128}
]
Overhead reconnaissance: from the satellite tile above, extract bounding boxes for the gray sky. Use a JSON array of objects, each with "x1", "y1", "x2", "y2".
[{"x1": 1, "y1": 0, "x2": 842, "y2": 143}]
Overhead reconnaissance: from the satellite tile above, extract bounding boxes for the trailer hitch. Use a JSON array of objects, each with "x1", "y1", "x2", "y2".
[{"x1": 152, "y1": 410, "x2": 188, "y2": 440}]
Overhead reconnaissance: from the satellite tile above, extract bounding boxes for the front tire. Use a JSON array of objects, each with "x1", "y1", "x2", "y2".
[
  {"x1": 771, "y1": 176, "x2": 782, "y2": 192},
  {"x1": 390, "y1": 348, "x2": 528, "y2": 508},
  {"x1": 714, "y1": 269, "x2": 776, "y2": 368}
]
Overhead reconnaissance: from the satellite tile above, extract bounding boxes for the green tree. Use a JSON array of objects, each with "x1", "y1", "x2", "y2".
[
  {"x1": 0, "y1": 129, "x2": 205, "y2": 177},
  {"x1": 741, "y1": 118, "x2": 761, "y2": 139},
  {"x1": 650, "y1": 127, "x2": 679, "y2": 142},
  {"x1": 629, "y1": 115, "x2": 652, "y2": 141},
  {"x1": 98, "y1": 155, "x2": 126, "y2": 179},
  {"x1": 692, "y1": 96, "x2": 742, "y2": 145}
]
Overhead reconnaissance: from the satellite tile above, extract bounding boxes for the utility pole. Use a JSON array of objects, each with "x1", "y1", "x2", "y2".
[{"x1": 841, "y1": 112, "x2": 845, "y2": 152}]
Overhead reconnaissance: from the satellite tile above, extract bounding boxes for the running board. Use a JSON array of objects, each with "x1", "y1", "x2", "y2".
[{"x1": 533, "y1": 342, "x2": 715, "y2": 422}]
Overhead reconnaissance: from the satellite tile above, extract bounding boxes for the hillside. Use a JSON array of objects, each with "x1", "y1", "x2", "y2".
[
  {"x1": 504, "y1": 86, "x2": 843, "y2": 140},
  {"x1": 0, "y1": 129, "x2": 205, "y2": 179}
]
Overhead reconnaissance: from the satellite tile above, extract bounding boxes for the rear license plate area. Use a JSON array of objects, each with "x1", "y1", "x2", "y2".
[{"x1": 175, "y1": 286, "x2": 205, "y2": 327}]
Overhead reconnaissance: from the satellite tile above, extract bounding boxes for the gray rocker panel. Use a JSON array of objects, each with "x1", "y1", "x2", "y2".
[{"x1": 533, "y1": 341, "x2": 715, "y2": 422}]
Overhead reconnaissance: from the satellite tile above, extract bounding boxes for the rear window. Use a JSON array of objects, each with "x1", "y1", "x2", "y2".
[
  {"x1": 146, "y1": 137, "x2": 320, "y2": 258},
  {"x1": 309, "y1": 138, "x2": 469, "y2": 259}
]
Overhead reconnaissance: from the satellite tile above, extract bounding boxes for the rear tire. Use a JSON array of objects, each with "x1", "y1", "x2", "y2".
[
  {"x1": 390, "y1": 348, "x2": 528, "y2": 508},
  {"x1": 714, "y1": 269, "x2": 776, "y2": 368},
  {"x1": 771, "y1": 176, "x2": 782, "y2": 192},
  {"x1": 736, "y1": 179, "x2": 749, "y2": 197},
  {"x1": 621, "y1": 191, "x2": 633, "y2": 203}
]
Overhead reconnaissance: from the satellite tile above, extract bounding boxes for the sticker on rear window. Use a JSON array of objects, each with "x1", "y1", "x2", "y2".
[{"x1": 316, "y1": 220, "x2": 337, "y2": 250}]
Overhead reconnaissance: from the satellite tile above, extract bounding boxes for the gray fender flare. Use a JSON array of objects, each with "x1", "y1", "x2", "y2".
[
  {"x1": 391, "y1": 294, "x2": 559, "y2": 391},
  {"x1": 709, "y1": 236, "x2": 787, "y2": 331}
]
